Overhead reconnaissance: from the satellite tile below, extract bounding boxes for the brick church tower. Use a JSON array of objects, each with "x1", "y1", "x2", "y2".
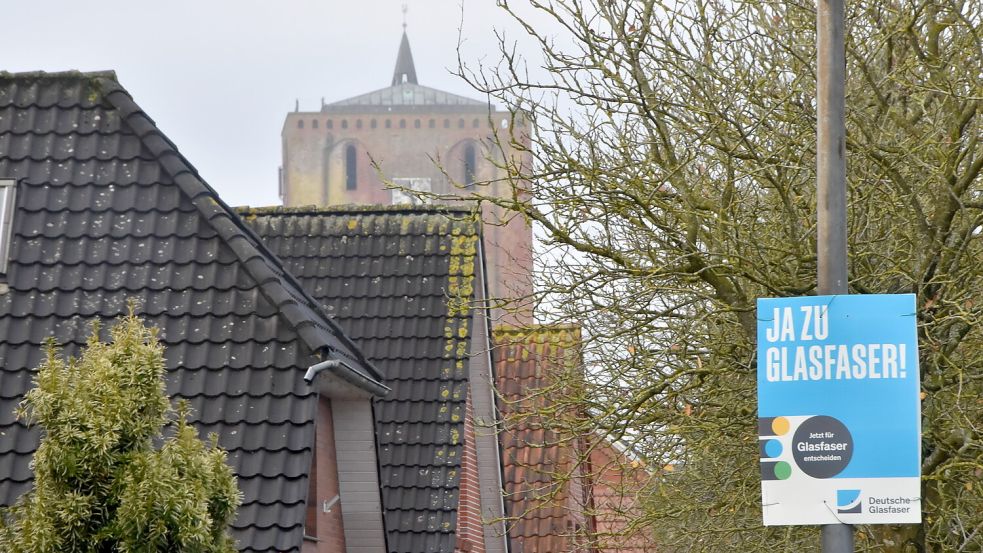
[
  {"x1": 280, "y1": 28, "x2": 533, "y2": 325},
  {"x1": 278, "y1": 24, "x2": 656, "y2": 553}
]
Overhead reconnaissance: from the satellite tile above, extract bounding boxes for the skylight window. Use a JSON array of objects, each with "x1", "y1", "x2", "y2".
[{"x1": 0, "y1": 179, "x2": 17, "y2": 275}]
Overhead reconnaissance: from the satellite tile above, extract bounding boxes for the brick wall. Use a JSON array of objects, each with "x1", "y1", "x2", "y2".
[
  {"x1": 588, "y1": 444, "x2": 658, "y2": 553},
  {"x1": 456, "y1": 387, "x2": 486, "y2": 553}
]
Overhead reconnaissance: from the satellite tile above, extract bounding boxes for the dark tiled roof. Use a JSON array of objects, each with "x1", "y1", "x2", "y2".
[
  {"x1": 0, "y1": 71, "x2": 381, "y2": 552},
  {"x1": 493, "y1": 325, "x2": 586, "y2": 553},
  {"x1": 241, "y1": 205, "x2": 480, "y2": 553}
]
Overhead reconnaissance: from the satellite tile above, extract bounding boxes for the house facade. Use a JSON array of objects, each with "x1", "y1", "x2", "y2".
[
  {"x1": 242, "y1": 205, "x2": 509, "y2": 553},
  {"x1": 0, "y1": 71, "x2": 387, "y2": 552},
  {"x1": 0, "y1": 52, "x2": 659, "y2": 553}
]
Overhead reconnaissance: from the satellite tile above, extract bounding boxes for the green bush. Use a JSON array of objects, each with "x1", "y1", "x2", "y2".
[{"x1": 0, "y1": 311, "x2": 241, "y2": 552}]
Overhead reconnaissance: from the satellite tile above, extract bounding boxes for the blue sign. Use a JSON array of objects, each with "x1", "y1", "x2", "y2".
[{"x1": 757, "y1": 294, "x2": 921, "y2": 525}]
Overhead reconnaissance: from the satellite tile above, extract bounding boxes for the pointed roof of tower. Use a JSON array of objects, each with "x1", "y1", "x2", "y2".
[
  {"x1": 321, "y1": 25, "x2": 490, "y2": 113},
  {"x1": 391, "y1": 31, "x2": 418, "y2": 86}
]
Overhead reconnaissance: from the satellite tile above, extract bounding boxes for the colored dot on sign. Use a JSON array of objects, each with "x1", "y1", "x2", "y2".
[
  {"x1": 764, "y1": 439, "x2": 783, "y2": 458},
  {"x1": 774, "y1": 461, "x2": 792, "y2": 480},
  {"x1": 771, "y1": 416, "x2": 790, "y2": 436}
]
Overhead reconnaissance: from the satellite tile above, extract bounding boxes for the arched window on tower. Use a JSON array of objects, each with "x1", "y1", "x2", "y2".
[
  {"x1": 345, "y1": 145, "x2": 357, "y2": 190},
  {"x1": 464, "y1": 144, "x2": 477, "y2": 186}
]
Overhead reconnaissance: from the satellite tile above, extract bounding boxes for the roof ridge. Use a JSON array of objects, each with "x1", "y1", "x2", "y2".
[
  {"x1": 91, "y1": 75, "x2": 383, "y2": 386},
  {"x1": 236, "y1": 204, "x2": 474, "y2": 217},
  {"x1": 0, "y1": 70, "x2": 118, "y2": 81},
  {"x1": 493, "y1": 323, "x2": 582, "y2": 333},
  {"x1": 324, "y1": 83, "x2": 489, "y2": 109}
]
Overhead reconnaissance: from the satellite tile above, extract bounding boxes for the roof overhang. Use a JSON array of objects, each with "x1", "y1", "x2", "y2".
[{"x1": 305, "y1": 358, "x2": 390, "y2": 399}]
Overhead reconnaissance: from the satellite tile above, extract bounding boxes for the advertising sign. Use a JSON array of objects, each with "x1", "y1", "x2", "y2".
[{"x1": 757, "y1": 294, "x2": 921, "y2": 525}]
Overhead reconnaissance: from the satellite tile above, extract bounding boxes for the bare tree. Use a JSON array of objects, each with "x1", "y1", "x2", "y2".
[{"x1": 456, "y1": 0, "x2": 982, "y2": 551}]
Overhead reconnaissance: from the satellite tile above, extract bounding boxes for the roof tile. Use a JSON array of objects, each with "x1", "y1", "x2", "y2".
[{"x1": 494, "y1": 325, "x2": 586, "y2": 553}]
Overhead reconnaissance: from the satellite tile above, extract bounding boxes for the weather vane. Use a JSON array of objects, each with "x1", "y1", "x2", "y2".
[{"x1": 402, "y1": 2, "x2": 408, "y2": 30}]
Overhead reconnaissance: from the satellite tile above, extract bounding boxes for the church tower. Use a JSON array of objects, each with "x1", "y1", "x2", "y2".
[{"x1": 280, "y1": 27, "x2": 533, "y2": 325}]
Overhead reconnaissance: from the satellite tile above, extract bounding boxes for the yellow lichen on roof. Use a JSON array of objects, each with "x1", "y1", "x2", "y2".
[
  {"x1": 432, "y1": 214, "x2": 480, "y2": 466},
  {"x1": 493, "y1": 324, "x2": 582, "y2": 347},
  {"x1": 233, "y1": 203, "x2": 473, "y2": 217}
]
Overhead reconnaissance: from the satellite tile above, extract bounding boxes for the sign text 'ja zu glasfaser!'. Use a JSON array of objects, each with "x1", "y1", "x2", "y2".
[{"x1": 757, "y1": 294, "x2": 921, "y2": 526}]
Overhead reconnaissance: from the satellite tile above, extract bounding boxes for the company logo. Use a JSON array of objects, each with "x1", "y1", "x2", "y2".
[
  {"x1": 759, "y1": 417, "x2": 792, "y2": 481},
  {"x1": 836, "y1": 489, "x2": 862, "y2": 514}
]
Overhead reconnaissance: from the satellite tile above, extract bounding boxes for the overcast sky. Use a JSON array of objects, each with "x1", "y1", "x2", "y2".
[{"x1": 3, "y1": 0, "x2": 550, "y2": 207}]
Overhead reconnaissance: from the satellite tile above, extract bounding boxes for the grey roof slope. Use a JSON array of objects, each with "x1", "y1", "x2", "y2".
[
  {"x1": 0, "y1": 71, "x2": 382, "y2": 551},
  {"x1": 241, "y1": 205, "x2": 481, "y2": 553},
  {"x1": 322, "y1": 83, "x2": 489, "y2": 114}
]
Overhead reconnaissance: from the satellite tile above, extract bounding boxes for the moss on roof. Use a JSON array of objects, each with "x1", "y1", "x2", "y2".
[{"x1": 235, "y1": 203, "x2": 474, "y2": 217}]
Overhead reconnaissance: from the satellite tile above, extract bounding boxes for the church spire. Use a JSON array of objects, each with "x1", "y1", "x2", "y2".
[{"x1": 391, "y1": 6, "x2": 418, "y2": 86}]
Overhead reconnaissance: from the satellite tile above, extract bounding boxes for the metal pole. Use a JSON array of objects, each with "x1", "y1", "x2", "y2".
[
  {"x1": 817, "y1": 0, "x2": 853, "y2": 550},
  {"x1": 822, "y1": 524, "x2": 854, "y2": 552},
  {"x1": 817, "y1": 0, "x2": 849, "y2": 298}
]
